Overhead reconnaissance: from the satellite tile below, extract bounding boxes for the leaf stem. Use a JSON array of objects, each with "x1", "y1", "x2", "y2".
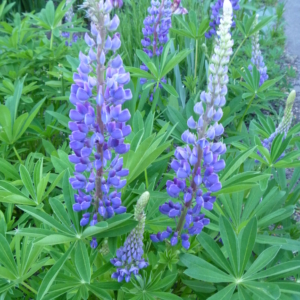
[
  {"x1": 228, "y1": 36, "x2": 247, "y2": 67},
  {"x1": 237, "y1": 94, "x2": 256, "y2": 131},
  {"x1": 13, "y1": 146, "x2": 24, "y2": 165},
  {"x1": 22, "y1": 282, "x2": 37, "y2": 294},
  {"x1": 144, "y1": 169, "x2": 149, "y2": 189},
  {"x1": 194, "y1": 38, "x2": 199, "y2": 93}
]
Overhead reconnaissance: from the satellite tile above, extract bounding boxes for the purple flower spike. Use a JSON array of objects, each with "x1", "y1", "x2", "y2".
[
  {"x1": 111, "y1": 192, "x2": 150, "y2": 282},
  {"x1": 248, "y1": 15, "x2": 268, "y2": 86},
  {"x1": 150, "y1": 0, "x2": 233, "y2": 249},
  {"x1": 68, "y1": 1, "x2": 132, "y2": 248},
  {"x1": 140, "y1": 0, "x2": 172, "y2": 98}
]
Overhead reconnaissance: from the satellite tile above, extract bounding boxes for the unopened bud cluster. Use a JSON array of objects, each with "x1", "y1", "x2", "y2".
[
  {"x1": 260, "y1": 90, "x2": 296, "y2": 153},
  {"x1": 111, "y1": 192, "x2": 150, "y2": 282}
]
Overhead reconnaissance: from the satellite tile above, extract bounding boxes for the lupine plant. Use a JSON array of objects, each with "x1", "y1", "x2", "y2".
[
  {"x1": 248, "y1": 14, "x2": 268, "y2": 86},
  {"x1": 259, "y1": 90, "x2": 295, "y2": 157},
  {"x1": 150, "y1": 0, "x2": 233, "y2": 249},
  {"x1": 111, "y1": 191, "x2": 150, "y2": 282},
  {"x1": 0, "y1": 0, "x2": 300, "y2": 299},
  {"x1": 61, "y1": 0, "x2": 79, "y2": 46},
  {"x1": 68, "y1": 0, "x2": 132, "y2": 247}
]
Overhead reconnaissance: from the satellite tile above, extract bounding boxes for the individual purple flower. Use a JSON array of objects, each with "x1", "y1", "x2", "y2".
[
  {"x1": 151, "y1": 0, "x2": 234, "y2": 249},
  {"x1": 68, "y1": 0, "x2": 132, "y2": 246},
  {"x1": 205, "y1": 0, "x2": 239, "y2": 39},
  {"x1": 111, "y1": 192, "x2": 150, "y2": 282},
  {"x1": 248, "y1": 14, "x2": 268, "y2": 86}
]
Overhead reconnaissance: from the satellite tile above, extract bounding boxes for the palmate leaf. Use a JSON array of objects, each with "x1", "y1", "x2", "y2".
[
  {"x1": 197, "y1": 232, "x2": 233, "y2": 274},
  {"x1": 17, "y1": 205, "x2": 75, "y2": 236},
  {"x1": 37, "y1": 243, "x2": 76, "y2": 300}
]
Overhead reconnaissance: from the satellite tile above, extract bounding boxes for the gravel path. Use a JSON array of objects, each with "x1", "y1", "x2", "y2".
[
  {"x1": 284, "y1": 0, "x2": 300, "y2": 124},
  {"x1": 284, "y1": 0, "x2": 300, "y2": 222}
]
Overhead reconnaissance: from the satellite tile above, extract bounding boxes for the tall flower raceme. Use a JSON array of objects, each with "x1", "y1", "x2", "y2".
[
  {"x1": 259, "y1": 90, "x2": 296, "y2": 156},
  {"x1": 150, "y1": 0, "x2": 234, "y2": 249},
  {"x1": 140, "y1": 0, "x2": 173, "y2": 101},
  {"x1": 248, "y1": 15, "x2": 268, "y2": 86},
  {"x1": 111, "y1": 192, "x2": 150, "y2": 282},
  {"x1": 205, "y1": 0, "x2": 239, "y2": 39},
  {"x1": 68, "y1": 0, "x2": 132, "y2": 248},
  {"x1": 62, "y1": 0, "x2": 78, "y2": 46}
]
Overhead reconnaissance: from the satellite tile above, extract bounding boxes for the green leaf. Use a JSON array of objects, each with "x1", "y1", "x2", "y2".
[
  {"x1": 0, "y1": 234, "x2": 18, "y2": 277},
  {"x1": 34, "y1": 234, "x2": 76, "y2": 246},
  {"x1": 161, "y1": 82, "x2": 178, "y2": 97},
  {"x1": 125, "y1": 66, "x2": 155, "y2": 80},
  {"x1": 181, "y1": 280, "x2": 216, "y2": 294},
  {"x1": 150, "y1": 292, "x2": 182, "y2": 300},
  {"x1": 258, "y1": 75, "x2": 283, "y2": 93},
  {"x1": 207, "y1": 283, "x2": 236, "y2": 300},
  {"x1": 16, "y1": 98, "x2": 45, "y2": 140},
  {"x1": 276, "y1": 282, "x2": 300, "y2": 295},
  {"x1": 197, "y1": 232, "x2": 232, "y2": 274},
  {"x1": 244, "y1": 245, "x2": 281, "y2": 278},
  {"x1": 0, "y1": 158, "x2": 19, "y2": 180},
  {"x1": 220, "y1": 147, "x2": 256, "y2": 182},
  {"x1": 49, "y1": 197, "x2": 74, "y2": 234},
  {"x1": 37, "y1": 243, "x2": 76, "y2": 300},
  {"x1": 161, "y1": 49, "x2": 191, "y2": 78},
  {"x1": 249, "y1": 16, "x2": 276, "y2": 36},
  {"x1": 18, "y1": 205, "x2": 73, "y2": 235},
  {"x1": 180, "y1": 253, "x2": 235, "y2": 283},
  {"x1": 82, "y1": 221, "x2": 108, "y2": 238},
  {"x1": 6, "y1": 77, "x2": 25, "y2": 123},
  {"x1": 219, "y1": 216, "x2": 239, "y2": 276},
  {"x1": 19, "y1": 165, "x2": 36, "y2": 202},
  {"x1": 63, "y1": 170, "x2": 79, "y2": 232},
  {"x1": 87, "y1": 283, "x2": 112, "y2": 300},
  {"x1": 239, "y1": 217, "x2": 257, "y2": 276},
  {"x1": 243, "y1": 281, "x2": 280, "y2": 300},
  {"x1": 91, "y1": 263, "x2": 113, "y2": 280},
  {"x1": 75, "y1": 241, "x2": 91, "y2": 283},
  {"x1": 0, "y1": 105, "x2": 12, "y2": 142},
  {"x1": 245, "y1": 261, "x2": 300, "y2": 281}
]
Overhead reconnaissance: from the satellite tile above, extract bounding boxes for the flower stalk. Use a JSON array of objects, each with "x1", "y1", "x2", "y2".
[{"x1": 150, "y1": 0, "x2": 234, "y2": 249}]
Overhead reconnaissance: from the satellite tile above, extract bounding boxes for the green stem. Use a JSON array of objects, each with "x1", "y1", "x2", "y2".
[
  {"x1": 49, "y1": 30, "x2": 54, "y2": 77},
  {"x1": 237, "y1": 94, "x2": 256, "y2": 131},
  {"x1": 194, "y1": 38, "x2": 199, "y2": 93},
  {"x1": 144, "y1": 169, "x2": 149, "y2": 189},
  {"x1": 228, "y1": 36, "x2": 247, "y2": 68},
  {"x1": 50, "y1": 30, "x2": 54, "y2": 50},
  {"x1": 22, "y1": 282, "x2": 37, "y2": 294},
  {"x1": 13, "y1": 146, "x2": 23, "y2": 165}
]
